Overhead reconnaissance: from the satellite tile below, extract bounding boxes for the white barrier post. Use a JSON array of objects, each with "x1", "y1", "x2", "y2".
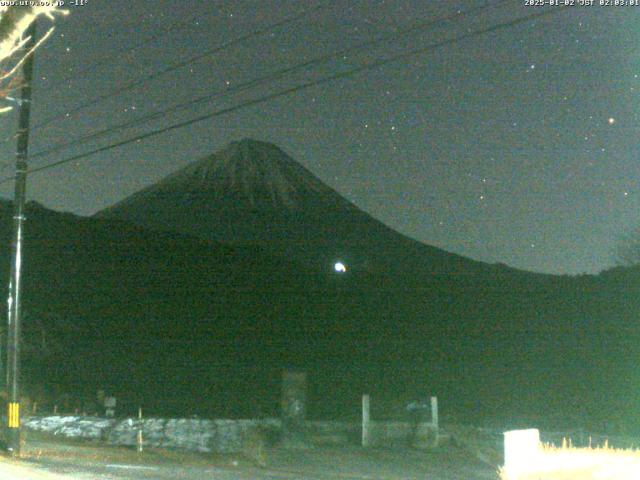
[
  {"x1": 430, "y1": 396, "x2": 438, "y2": 429},
  {"x1": 137, "y1": 407, "x2": 143, "y2": 453},
  {"x1": 362, "y1": 394, "x2": 370, "y2": 447},
  {"x1": 430, "y1": 396, "x2": 439, "y2": 445}
]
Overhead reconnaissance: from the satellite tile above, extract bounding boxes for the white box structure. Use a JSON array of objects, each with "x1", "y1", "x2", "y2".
[{"x1": 503, "y1": 428, "x2": 540, "y2": 475}]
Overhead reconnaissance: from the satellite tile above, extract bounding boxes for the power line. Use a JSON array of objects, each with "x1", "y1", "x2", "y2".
[
  {"x1": 0, "y1": 9, "x2": 210, "y2": 148},
  {"x1": 1, "y1": 6, "x2": 569, "y2": 183},
  {"x1": 29, "y1": 0, "x2": 514, "y2": 161},
  {"x1": 45, "y1": 10, "x2": 205, "y2": 90},
  {"x1": 17, "y1": 6, "x2": 568, "y2": 179},
  {"x1": 31, "y1": 3, "x2": 328, "y2": 131}
]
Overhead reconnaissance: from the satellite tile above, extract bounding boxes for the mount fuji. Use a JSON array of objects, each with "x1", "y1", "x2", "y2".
[{"x1": 97, "y1": 139, "x2": 482, "y2": 276}]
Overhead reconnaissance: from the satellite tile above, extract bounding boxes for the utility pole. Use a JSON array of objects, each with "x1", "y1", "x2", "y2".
[{"x1": 6, "y1": 19, "x2": 37, "y2": 456}]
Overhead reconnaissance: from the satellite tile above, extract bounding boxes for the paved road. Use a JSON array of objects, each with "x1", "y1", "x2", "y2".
[
  {"x1": 14, "y1": 459, "x2": 498, "y2": 480},
  {"x1": 12, "y1": 453, "x2": 499, "y2": 480},
  {"x1": 0, "y1": 461, "x2": 70, "y2": 480},
  {"x1": 8, "y1": 434, "x2": 499, "y2": 480},
  {"x1": 13, "y1": 459, "x2": 331, "y2": 480}
]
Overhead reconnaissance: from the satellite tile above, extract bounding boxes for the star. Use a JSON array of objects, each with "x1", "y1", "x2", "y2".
[{"x1": 608, "y1": 117, "x2": 615, "y2": 125}]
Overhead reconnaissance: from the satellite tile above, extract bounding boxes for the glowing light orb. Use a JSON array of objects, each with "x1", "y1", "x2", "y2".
[{"x1": 334, "y1": 262, "x2": 347, "y2": 273}]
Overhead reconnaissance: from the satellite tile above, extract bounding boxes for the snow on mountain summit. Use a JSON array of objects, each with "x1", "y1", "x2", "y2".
[
  {"x1": 96, "y1": 138, "x2": 363, "y2": 246},
  {"x1": 154, "y1": 139, "x2": 333, "y2": 209}
]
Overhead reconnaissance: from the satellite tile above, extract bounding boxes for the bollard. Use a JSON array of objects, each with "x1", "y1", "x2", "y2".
[
  {"x1": 430, "y1": 396, "x2": 439, "y2": 446},
  {"x1": 362, "y1": 395, "x2": 370, "y2": 447},
  {"x1": 136, "y1": 407, "x2": 143, "y2": 453}
]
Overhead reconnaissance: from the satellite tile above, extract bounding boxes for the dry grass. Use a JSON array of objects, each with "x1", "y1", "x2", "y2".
[{"x1": 500, "y1": 440, "x2": 640, "y2": 480}]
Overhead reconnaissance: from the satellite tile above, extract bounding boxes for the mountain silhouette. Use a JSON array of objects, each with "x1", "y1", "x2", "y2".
[
  {"x1": 0, "y1": 142, "x2": 634, "y2": 432},
  {"x1": 97, "y1": 139, "x2": 482, "y2": 276}
]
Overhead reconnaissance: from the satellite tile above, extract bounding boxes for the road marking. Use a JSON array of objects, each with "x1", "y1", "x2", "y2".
[{"x1": 105, "y1": 464, "x2": 159, "y2": 471}]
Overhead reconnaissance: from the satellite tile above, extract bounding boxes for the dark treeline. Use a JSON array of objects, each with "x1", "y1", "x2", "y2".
[{"x1": 1, "y1": 200, "x2": 638, "y2": 434}]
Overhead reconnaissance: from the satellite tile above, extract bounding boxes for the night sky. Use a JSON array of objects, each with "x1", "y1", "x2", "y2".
[{"x1": 0, "y1": 0, "x2": 636, "y2": 275}]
